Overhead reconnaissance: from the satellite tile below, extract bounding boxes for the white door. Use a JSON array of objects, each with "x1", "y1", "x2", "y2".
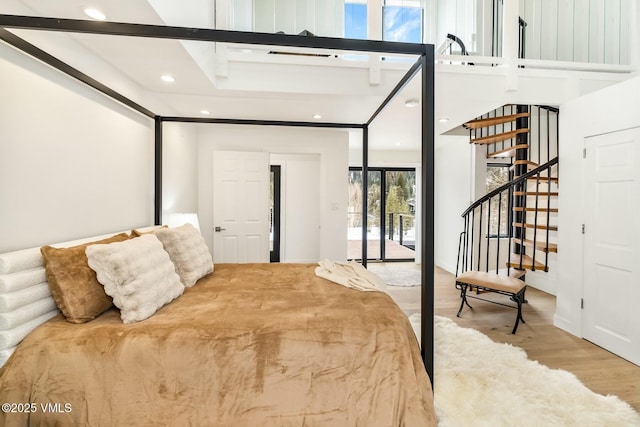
[
  {"x1": 213, "y1": 151, "x2": 270, "y2": 263},
  {"x1": 583, "y1": 128, "x2": 640, "y2": 366}
]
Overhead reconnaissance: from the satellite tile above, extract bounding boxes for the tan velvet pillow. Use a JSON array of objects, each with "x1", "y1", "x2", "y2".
[
  {"x1": 131, "y1": 225, "x2": 167, "y2": 237},
  {"x1": 41, "y1": 233, "x2": 130, "y2": 323}
]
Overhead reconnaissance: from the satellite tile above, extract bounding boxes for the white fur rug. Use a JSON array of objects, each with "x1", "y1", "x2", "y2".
[{"x1": 410, "y1": 314, "x2": 640, "y2": 427}]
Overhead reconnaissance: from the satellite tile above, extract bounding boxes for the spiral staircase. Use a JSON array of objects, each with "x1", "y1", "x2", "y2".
[{"x1": 454, "y1": 104, "x2": 559, "y2": 332}]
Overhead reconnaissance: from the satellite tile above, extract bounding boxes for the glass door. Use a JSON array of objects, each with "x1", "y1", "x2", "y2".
[
  {"x1": 348, "y1": 167, "x2": 415, "y2": 261},
  {"x1": 348, "y1": 169, "x2": 381, "y2": 260},
  {"x1": 384, "y1": 169, "x2": 416, "y2": 260}
]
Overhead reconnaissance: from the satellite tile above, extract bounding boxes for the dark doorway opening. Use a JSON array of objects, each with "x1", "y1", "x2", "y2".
[{"x1": 270, "y1": 165, "x2": 281, "y2": 262}]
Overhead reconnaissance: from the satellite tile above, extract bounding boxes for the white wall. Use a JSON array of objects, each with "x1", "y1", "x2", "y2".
[
  {"x1": 162, "y1": 122, "x2": 199, "y2": 217},
  {"x1": 349, "y1": 148, "x2": 421, "y2": 168},
  {"x1": 557, "y1": 75, "x2": 640, "y2": 335},
  {"x1": 194, "y1": 124, "x2": 349, "y2": 261},
  {"x1": 0, "y1": 42, "x2": 155, "y2": 253},
  {"x1": 434, "y1": 134, "x2": 475, "y2": 273}
]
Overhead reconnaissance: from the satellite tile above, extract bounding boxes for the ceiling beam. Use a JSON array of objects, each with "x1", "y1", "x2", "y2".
[
  {"x1": 366, "y1": 56, "x2": 423, "y2": 126},
  {"x1": 0, "y1": 14, "x2": 426, "y2": 56},
  {"x1": 160, "y1": 116, "x2": 365, "y2": 129}
]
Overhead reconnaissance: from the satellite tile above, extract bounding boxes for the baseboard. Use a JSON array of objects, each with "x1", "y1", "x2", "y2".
[
  {"x1": 282, "y1": 259, "x2": 318, "y2": 264},
  {"x1": 436, "y1": 261, "x2": 456, "y2": 276},
  {"x1": 524, "y1": 270, "x2": 557, "y2": 296},
  {"x1": 553, "y1": 314, "x2": 581, "y2": 337}
]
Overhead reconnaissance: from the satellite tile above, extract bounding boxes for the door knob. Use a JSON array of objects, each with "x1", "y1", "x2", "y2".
[{"x1": 215, "y1": 226, "x2": 226, "y2": 232}]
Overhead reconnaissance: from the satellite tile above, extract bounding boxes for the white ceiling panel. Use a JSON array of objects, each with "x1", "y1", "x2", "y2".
[{"x1": 0, "y1": 0, "x2": 427, "y2": 151}]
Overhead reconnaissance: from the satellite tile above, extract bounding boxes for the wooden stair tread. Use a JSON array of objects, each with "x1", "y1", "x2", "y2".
[
  {"x1": 513, "y1": 222, "x2": 558, "y2": 231},
  {"x1": 456, "y1": 270, "x2": 526, "y2": 293},
  {"x1": 512, "y1": 238, "x2": 558, "y2": 253},
  {"x1": 513, "y1": 191, "x2": 559, "y2": 196},
  {"x1": 487, "y1": 144, "x2": 529, "y2": 158},
  {"x1": 526, "y1": 176, "x2": 559, "y2": 182},
  {"x1": 509, "y1": 160, "x2": 539, "y2": 172},
  {"x1": 464, "y1": 112, "x2": 531, "y2": 130},
  {"x1": 513, "y1": 207, "x2": 559, "y2": 212},
  {"x1": 471, "y1": 128, "x2": 530, "y2": 145},
  {"x1": 507, "y1": 254, "x2": 546, "y2": 270}
]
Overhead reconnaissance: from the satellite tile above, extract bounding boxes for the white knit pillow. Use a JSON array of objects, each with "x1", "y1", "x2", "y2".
[
  {"x1": 86, "y1": 234, "x2": 184, "y2": 324},
  {"x1": 154, "y1": 224, "x2": 213, "y2": 287}
]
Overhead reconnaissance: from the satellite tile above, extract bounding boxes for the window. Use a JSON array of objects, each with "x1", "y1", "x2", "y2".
[
  {"x1": 486, "y1": 164, "x2": 509, "y2": 237},
  {"x1": 383, "y1": 0, "x2": 423, "y2": 43},
  {"x1": 345, "y1": 1, "x2": 368, "y2": 39}
]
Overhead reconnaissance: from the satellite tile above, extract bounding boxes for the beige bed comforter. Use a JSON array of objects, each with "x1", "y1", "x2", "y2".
[{"x1": 0, "y1": 263, "x2": 435, "y2": 426}]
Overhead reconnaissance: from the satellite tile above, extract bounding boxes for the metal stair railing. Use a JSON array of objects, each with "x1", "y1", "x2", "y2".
[{"x1": 456, "y1": 157, "x2": 559, "y2": 278}]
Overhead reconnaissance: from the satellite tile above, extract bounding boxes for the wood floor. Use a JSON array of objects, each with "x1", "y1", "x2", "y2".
[{"x1": 379, "y1": 263, "x2": 640, "y2": 412}]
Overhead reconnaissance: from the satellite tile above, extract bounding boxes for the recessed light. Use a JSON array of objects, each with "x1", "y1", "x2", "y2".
[
  {"x1": 312, "y1": 113, "x2": 322, "y2": 119},
  {"x1": 83, "y1": 7, "x2": 106, "y2": 21},
  {"x1": 200, "y1": 110, "x2": 210, "y2": 115},
  {"x1": 404, "y1": 98, "x2": 419, "y2": 108},
  {"x1": 160, "y1": 74, "x2": 175, "y2": 83},
  {"x1": 439, "y1": 117, "x2": 450, "y2": 123}
]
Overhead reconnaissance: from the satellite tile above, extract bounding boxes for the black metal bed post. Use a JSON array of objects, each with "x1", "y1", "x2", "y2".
[
  {"x1": 420, "y1": 45, "x2": 435, "y2": 385},
  {"x1": 362, "y1": 126, "x2": 369, "y2": 267},
  {"x1": 154, "y1": 117, "x2": 163, "y2": 226}
]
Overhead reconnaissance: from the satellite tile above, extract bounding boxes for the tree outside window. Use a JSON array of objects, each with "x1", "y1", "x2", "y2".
[{"x1": 486, "y1": 164, "x2": 509, "y2": 237}]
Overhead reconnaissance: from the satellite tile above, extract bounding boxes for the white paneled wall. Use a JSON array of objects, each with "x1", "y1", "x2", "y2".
[
  {"x1": 230, "y1": 0, "x2": 345, "y2": 36},
  {"x1": 519, "y1": 0, "x2": 630, "y2": 64},
  {"x1": 435, "y1": 0, "x2": 479, "y2": 53}
]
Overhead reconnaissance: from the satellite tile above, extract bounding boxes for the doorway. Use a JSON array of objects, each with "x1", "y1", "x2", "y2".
[
  {"x1": 348, "y1": 167, "x2": 416, "y2": 262},
  {"x1": 212, "y1": 151, "x2": 270, "y2": 263},
  {"x1": 582, "y1": 128, "x2": 640, "y2": 366},
  {"x1": 270, "y1": 165, "x2": 281, "y2": 262}
]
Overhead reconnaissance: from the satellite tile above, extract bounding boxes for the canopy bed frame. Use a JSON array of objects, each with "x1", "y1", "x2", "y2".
[{"x1": 0, "y1": 14, "x2": 435, "y2": 381}]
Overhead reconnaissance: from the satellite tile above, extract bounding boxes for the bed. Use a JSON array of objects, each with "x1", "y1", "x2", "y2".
[
  {"x1": 0, "y1": 229, "x2": 436, "y2": 426},
  {"x1": 0, "y1": 12, "x2": 436, "y2": 425},
  {"x1": 0, "y1": 17, "x2": 435, "y2": 378}
]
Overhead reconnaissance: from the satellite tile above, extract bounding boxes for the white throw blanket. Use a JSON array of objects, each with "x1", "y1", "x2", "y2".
[{"x1": 315, "y1": 260, "x2": 387, "y2": 292}]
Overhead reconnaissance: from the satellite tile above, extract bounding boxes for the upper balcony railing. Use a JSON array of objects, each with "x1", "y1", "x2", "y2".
[
  {"x1": 216, "y1": 0, "x2": 636, "y2": 71},
  {"x1": 437, "y1": 0, "x2": 634, "y2": 70}
]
